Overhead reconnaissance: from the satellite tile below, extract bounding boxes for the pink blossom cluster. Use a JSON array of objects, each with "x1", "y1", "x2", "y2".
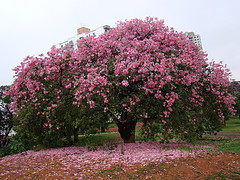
[{"x1": 0, "y1": 142, "x2": 212, "y2": 178}]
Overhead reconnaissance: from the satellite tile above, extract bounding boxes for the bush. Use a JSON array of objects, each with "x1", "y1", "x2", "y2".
[{"x1": 0, "y1": 139, "x2": 26, "y2": 157}]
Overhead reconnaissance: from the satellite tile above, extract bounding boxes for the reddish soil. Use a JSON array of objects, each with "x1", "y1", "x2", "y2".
[{"x1": 113, "y1": 152, "x2": 240, "y2": 180}]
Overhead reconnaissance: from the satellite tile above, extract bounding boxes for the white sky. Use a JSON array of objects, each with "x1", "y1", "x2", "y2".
[{"x1": 1, "y1": 0, "x2": 240, "y2": 85}]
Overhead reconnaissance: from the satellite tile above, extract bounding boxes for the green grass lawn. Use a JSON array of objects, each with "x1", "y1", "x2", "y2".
[
  {"x1": 223, "y1": 116, "x2": 240, "y2": 131},
  {"x1": 216, "y1": 140, "x2": 240, "y2": 153},
  {"x1": 220, "y1": 116, "x2": 240, "y2": 153},
  {"x1": 76, "y1": 133, "x2": 121, "y2": 147}
]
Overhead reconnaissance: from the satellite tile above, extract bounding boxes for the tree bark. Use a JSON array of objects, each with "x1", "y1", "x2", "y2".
[
  {"x1": 116, "y1": 112, "x2": 137, "y2": 143},
  {"x1": 101, "y1": 126, "x2": 105, "y2": 133},
  {"x1": 73, "y1": 127, "x2": 79, "y2": 143}
]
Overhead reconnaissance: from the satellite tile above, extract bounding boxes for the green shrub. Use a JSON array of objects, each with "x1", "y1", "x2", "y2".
[{"x1": 0, "y1": 140, "x2": 27, "y2": 157}]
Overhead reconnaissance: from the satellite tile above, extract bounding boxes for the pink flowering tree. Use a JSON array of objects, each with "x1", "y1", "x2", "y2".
[
  {"x1": 8, "y1": 17, "x2": 235, "y2": 145},
  {"x1": 73, "y1": 17, "x2": 235, "y2": 143},
  {"x1": 7, "y1": 46, "x2": 107, "y2": 147},
  {"x1": 7, "y1": 47, "x2": 77, "y2": 146}
]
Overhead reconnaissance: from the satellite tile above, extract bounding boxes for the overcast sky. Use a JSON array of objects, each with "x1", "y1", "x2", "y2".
[{"x1": 1, "y1": 0, "x2": 240, "y2": 85}]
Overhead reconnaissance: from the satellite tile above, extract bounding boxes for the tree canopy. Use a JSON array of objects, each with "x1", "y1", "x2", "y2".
[{"x1": 7, "y1": 17, "x2": 235, "y2": 146}]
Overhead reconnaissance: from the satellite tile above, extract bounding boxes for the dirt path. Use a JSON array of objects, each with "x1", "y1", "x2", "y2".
[{"x1": 213, "y1": 131, "x2": 240, "y2": 137}]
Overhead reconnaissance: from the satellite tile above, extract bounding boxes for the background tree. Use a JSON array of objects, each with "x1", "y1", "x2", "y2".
[
  {"x1": 229, "y1": 81, "x2": 240, "y2": 119},
  {"x1": 0, "y1": 86, "x2": 13, "y2": 147}
]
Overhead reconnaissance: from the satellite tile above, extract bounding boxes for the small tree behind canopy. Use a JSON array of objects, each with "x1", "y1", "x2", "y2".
[
  {"x1": 7, "y1": 17, "x2": 236, "y2": 146},
  {"x1": 0, "y1": 86, "x2": 13, "y2": 147}
]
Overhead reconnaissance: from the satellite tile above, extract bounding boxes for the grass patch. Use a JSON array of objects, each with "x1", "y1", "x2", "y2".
[
  {"x1": 223, "y1": 116, "x2": 240, "y2": 131},
  {"x1": 179, "y1": 146, "x2": 202, "y2": 152},
  {"x1": 198, "y1": 136, "x2": 240, "y2": 154},
  {"x1": 76, "y1": 133, "x2": 118, "y2": 146},
  {"x1": 96, "y1": 162, "x2": 164, "y2": 180},
  {"x1": 98, "y1": 164, "x2": 125, "y2": 179},
  {"x1": 206, "y1": 171, "x2": 240, "y2": 180},
  {"x1": 107, "y1": 124, "x2": 117, "y2": 129},
  {"x1": 216, "y1": 141, "x2": 240, "y2": 153}
]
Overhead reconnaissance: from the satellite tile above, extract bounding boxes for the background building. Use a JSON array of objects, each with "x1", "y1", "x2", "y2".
[
  {"x1": 56, "y1": 25, "x2": 111, "y2": 49},
  {"x1": 56, "y1": 27, "x2": 202, "y2": 50},
  {"x1": 183, "y1": 32, "x2": 202, "y2": 49}
]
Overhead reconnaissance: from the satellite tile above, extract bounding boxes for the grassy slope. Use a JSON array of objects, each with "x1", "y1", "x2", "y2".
[
  {"x1": 201, "y1": 116, "x2": 240, "y2": 153},
  {"x1": 223, "y1": 116, "x2": 240, "y2": 131}
]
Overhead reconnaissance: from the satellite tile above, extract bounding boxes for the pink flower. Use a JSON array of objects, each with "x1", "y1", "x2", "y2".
[
  {"x1": 65, "y1": 83, "x2": 71, "y2": 89},
  {"x1": 73, "y1": 102, "x2": 77, "y2": 105},
  {"x1": 104, "y1": 107, "x2": 108, "y2": 112},
  {"x1": 88, "y1": 101, "x2": 95, "y2": 108},
  {"x1": 135, "y1": 97, "x2": 140, "y2": 102},
  {"x1": 104, "y1": 98, "x2": 108, "y2": 103},
  {"x1": 49, "y1": 124, "x2": 53, "y2": 128},
  {"x1": 52, "y1": 104, "x2": 57, "y2": 108},
  {"x1": 126, "y1": 107, "x2": 131, "y2": 112},
  {"x1": 145, "y1": 113, "x2": 148, "y2": 118},
  {"x1": 163, "y1": 111, "x2": 169, "y2": 118},
  {"x1": 121, "y1": 80, "x2": 129, "y2": 87}
]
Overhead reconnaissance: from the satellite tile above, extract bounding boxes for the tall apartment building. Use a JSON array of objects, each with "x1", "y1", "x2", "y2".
[
  {"x1": 56, "y1": 25, "x2": 111, "y2": 49},
  {"x1": 183, "y1": 32, "x2": 202, "y2": 49}
]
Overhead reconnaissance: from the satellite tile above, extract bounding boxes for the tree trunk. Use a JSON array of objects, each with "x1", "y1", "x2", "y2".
[
  {"x1": 101, "y1": 126, "x2": 105, "y2": 133},
  {"x1": 116, "y1": 112, "x2": 137, "y2": 143},
  {"x1": 73, "y1": 127, "x2": 79, "y2": 143},
  {"x1": 0, "y1": 135, "x2": 3, "y2": 148}
]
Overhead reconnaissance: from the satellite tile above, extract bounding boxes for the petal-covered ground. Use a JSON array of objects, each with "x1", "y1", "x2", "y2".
[{"x1": 1, "y1": 142, "x2": 238, "y2": 179}]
